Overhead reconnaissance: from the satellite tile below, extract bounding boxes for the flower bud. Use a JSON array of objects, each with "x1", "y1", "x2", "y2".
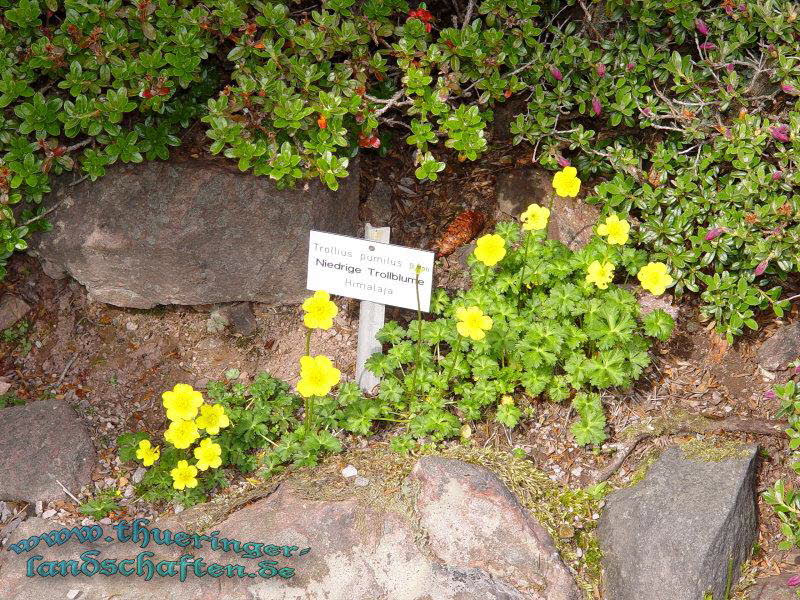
[
  {"x1": 591, "y1": 97, "x2": 602, "y2": 116},
  {"x1": 726, "y1": 63, "x2": 734, "y2": 72},
  {"x1": 789, "y1": 574, "x2": 800, "y2": 588},
  {"x1": 550, "y1": 67, "x2": 563, "y2": 81},
  {"x1": 772, "y1": 170, "x2": 783, "y2": 181},
  {"x1": 695, "y1": 19, "x2": 709, "y2": 36},
  {"x1": 626, "y1": 62, "x2": 635, "y2": 71},
  {"x1": 782, "y1": 83, "x2": 797, "y2": 94},
  {"x1": 705, "y1": 227, "x2": 725, "y2": 241},
  {"x1": 699, "y1": 42, "x2": 716, "y2": 51},
  {"x1": 556, "y1": 155, "x2": 571, "y2": 168},
  {"x1": 596, "y1": 63, "x2": 606, "y2": 77},
  {"x1": 754, "y1": 259, "x2": 769, "y2": 276},
  {"x1": 764, "y1": 390, "x2": 776, "y2": 400},
  {"x1": 770, "y1": 124, "x2": 791, "y2": 142}
]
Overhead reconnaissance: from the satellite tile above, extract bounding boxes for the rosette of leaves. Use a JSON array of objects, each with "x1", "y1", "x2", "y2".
[{"x1": 367, "y1": 220, "x2": 675, "y2": 447}]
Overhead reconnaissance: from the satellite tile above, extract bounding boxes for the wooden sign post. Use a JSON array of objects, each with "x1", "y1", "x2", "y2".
[{"x1": 355, "y1": 224, "x2": 389, "y2": 393}]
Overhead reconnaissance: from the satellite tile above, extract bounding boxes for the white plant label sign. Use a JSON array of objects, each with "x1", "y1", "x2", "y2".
[{"x1": 307, "y1": 230, "x2": 435, "y2": 311}]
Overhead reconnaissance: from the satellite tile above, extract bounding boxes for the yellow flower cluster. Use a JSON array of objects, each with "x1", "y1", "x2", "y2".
[
  {"x1": 596, "y1": 214, "x2": 630, "y2": 245},
  {"x1": 302, "y1": 290, "x2": 338, "y2": 330},
  {"x1": 552, "y1": 167, "x2": 581, "y2": 197},
  {"x1": 296, "y1": 355, "x2": 341, "y2": 398},
  {"x1": 520, "y1": 204, "x2": 550, "y2": 231},
  {"x1": 455, "y1": 306, "x2": 493, "y2": 341},
  {"x1": 586, "y1": 260, "x2": 615, "y2": 290},
  {"x1": 137, "y1": 383, "x2": 230, "y2": 490},
  {"x1": 637, "y1": 262, "x2": 673, "y2": 295},
  {"x1": 474, "y1": 234, "x2": 506, "y2": 266}
]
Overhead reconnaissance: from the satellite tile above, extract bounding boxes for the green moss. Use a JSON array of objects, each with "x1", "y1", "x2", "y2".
[{"x1": 679, "y1": 437, "x2": 752, "y2": 462}]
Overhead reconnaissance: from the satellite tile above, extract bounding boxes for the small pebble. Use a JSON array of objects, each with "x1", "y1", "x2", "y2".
[
  {"x1": 133, "y1": 467, "x2": 147, "y2": 484},
  {"x1": 41, "y1": 509, "x2": 56, "y2": 519},
  {"x1": 354, "y1": 476, "x2": 369, "y2": 487},
  {"x1": 126, "y1": 321, "x2": 138, "y2": 332},
  {"x1": 66, "y1": 590, "x2": 82, "y2": 600},
  {"x1": 35, "y1": 501, "x2": 43, "y2": 516},
  {"x1": 341, "y1": 465, "x2": 358, "y2": 478},
  {"x1": 174, "y1": 504, "x2": 184, "y2": 514},
  {"x1": 100, "y1": 518, "x2": 112, "y2": 525}
]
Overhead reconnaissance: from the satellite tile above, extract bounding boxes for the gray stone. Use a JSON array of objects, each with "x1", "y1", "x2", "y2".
[
  {"x1": 757, "y1": 322, "x2": 800, "y2": 371},
  {"x1": 409, "y1": 456, "x2": 581, "y2": 600},
  {"x1": 598, "y1": 444, "x2": 759, "y2": 600},
  {"x1": 217, "y1": 302, "x2": 257, "y2": 336},
  {"x1": 30, "y1": 158, "x2": 360, "y2": 309},
  {"x1": 748, "y1": 574, "x2": 798, "y2": 599},
  {"x1": 0, "y1": 458, "x2": 578, "y2": 599},
  {"x1": 495, "y1": 167, "x2": 599, "y2": 249},
  {"x1": 0, "y1": 400, "x2": 96, "y2": 503},
  {"x1": 0, "y1": 295, "x2": 30, "y2": 331},
  {"x1": 362, "y1": 180, "x2": 392, "y2": 227}
]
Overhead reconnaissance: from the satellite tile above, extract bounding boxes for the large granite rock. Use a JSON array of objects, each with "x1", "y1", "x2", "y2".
[
  {"x1": 0, "y1": 400, "x2": 96, "y2": 502},
  {"x1": 30, "y1": 157, "x2": 360, "y2": 309},
  {"x1": 757, "y1": 322, "x2": 800, "y2": 371},
  {"x1": 495, "y1": 166, "x2": 599, "y2": 249},
  {"x1": 0, "y1": 457, "x2": 579, "y2": 599},
  {"x1": 598, "y1": 444, "x2": 759, "y2": 600}
]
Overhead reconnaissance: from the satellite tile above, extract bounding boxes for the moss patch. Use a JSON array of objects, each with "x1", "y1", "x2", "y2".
[{"x1": 679, "y1": 437, "x2": 752, "y2": 462}]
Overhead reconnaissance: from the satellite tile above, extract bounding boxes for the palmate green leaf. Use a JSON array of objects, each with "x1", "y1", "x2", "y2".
[
  {"x1": 587, "y1": 349, "x2": 628, "y2": 388},
  {"x1": 642, "y1": 309, "x2": 675, "y2": 341},
  {"x1": 585, "y1": 306, "x2": 637, "y2": 350},
  {"x1": 495, "y1": 403, "x2": 522, "y2": 428},
  {"x1": 571, "y1": 411, "x2": 607, "y2": 446}
]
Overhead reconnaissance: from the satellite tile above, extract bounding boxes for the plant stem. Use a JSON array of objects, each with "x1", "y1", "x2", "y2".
[
  {"x1": 517, "y1": 231, "x2": 532, "y2": 306},
  {"x1": 410, "y1": 267, "x2": 424, "y2": 397},
  {"x1": 303, "y1": 329, "x2": 313, "y2": 435},
  {"x1": 444, "y1": 335, "x2": 463, "y2": 383}
]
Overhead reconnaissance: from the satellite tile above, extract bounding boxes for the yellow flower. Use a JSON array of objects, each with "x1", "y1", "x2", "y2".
[
  {"x1": 296, "y1": 355, "x2": 341, "y2": 398},
  {"x1": 170, "y1": 460, "x2": 199, "y2": 490},
  {"x1": 637, "y1": 262, "x2": 673, "y2": 295},
  {"x1": 521, "y1": 204, "x2": 550, "y2": 231},
  {"x1": 552, "y1": 166, "x2": 581, "y2": 197},
  {"x1": 474, "y1": 234, "x2": 506, "y2": 266},
  {"x1": 586, "y1": 260, "x2": 615, "y2": 290},
  {"x1": 302, "y1": 290, "x2": 338, "y2": 330},
  {"x1": 164, "y1": 419, "x2": 200, "y2": 450},
  {"x1": 162, "y1": 384, "x2": 204, "y2": 422},
  {"x1": 135, "y1": 439, "x2": 160, "y2": 467},
  {"x1": 596, "y1": 214, "x2": 630, "y2": 245},
  {"x1": 193, "y1": 438, "x2": 223, "y2": 471},
  {"x1": 455, "y1": 306, "x2": 493, "y2": 341},
  {"x1": 195, "y1": 404, "x2": 230, "y2": 435}
]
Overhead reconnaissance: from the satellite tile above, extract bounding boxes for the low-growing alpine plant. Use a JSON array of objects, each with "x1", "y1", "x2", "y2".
[{"x1": 366, "y1": 168, "x2": 676, "y2": 447}]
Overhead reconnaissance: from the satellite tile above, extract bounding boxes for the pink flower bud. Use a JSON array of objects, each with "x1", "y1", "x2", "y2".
[
  {"x1": 772, "y1": 170, "x2": 783, "y2": 181},
  {"x1": 754, "y1": 259, "x2": 769, "y2": 276},
  {"x1": 782, "y1": 84, "x2": 797, "y2": 94},
  {"x1": 642, "y1": 107, "x2": 653, "y2": 117},
  {"x1": 726, "y1": 63, "x2": 734, "y2": 72},
  {"x1": 794, "y1": 365, "x2": 800, "y2": 375},
  {"x1": 626, "y1": 62, "x2": 635, "y2": 71},
  {"x1": 695, "y1": 19, "x2": 709, "y2": 36},
  {"x1": 726, "y1": 83, "x2": 734, "y2": 93},
  {"x1": 699, "y1": 42, "x2": 716, "y2": 51},
  {"x1": 550, "y1": 67, "x2": 563, "y2": 81},
  {"x1": 788, "y1": 574, "x2": 800, "y2": 587},
  {"x1": 771, "y1": 124, "x2": 791, "y2": 142},
  {"x1": 591, "y1": 97, "x2": 602, "y2": 116},
  {"x1": 738, "y1": 3, "x2": 746, "y2": 11},
  {"x1": 556, "y1": 155, "x2": 571, "y2": 168},
  {"x1": 764, "y1": 389, "x2": 777, "y2": 400},
  {"x1": 596, "y1": 63, "x2": 606, "y2": 77},
  {"x1": 705, "y1": 227, "x2": 725, "y2": 241}
]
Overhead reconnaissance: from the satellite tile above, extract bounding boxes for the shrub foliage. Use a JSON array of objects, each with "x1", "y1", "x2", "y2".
[{"x1": 1, "y1": 0, "x2": 799, "y2": 336}]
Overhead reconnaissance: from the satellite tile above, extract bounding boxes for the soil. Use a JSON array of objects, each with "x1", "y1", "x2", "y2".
[{"x1": 1, "y1": 143, "x2": 800, "y2": 593}]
